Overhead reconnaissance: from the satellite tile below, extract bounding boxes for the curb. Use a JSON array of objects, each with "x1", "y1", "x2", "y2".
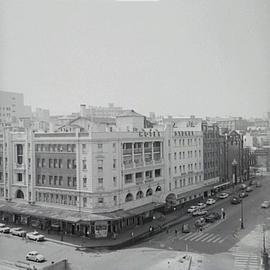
[{"x1": 46, "y1": 237, "x2": 81, "y2": 248}]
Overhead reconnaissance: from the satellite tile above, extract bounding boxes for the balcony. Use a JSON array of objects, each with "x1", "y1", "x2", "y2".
[
  {"x1": 14, "y1": 163, "x2": 25, "y2": 170},
  {"x1": 134, "y1": 162, "x2": 144, "y2": 168}
]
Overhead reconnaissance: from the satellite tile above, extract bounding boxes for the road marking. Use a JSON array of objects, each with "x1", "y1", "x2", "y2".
[
  {"x1": 183, "y1": 233, "x2": 200, "y2": 240},
  {"x1": 206, "y1": 235, "x2": 220, "y2": 243},
  {"x1": 200, "y1": 233, "x2": 215, "y2": 242},
  {"x1": 188, "y1": 232, "x2": 205, "y2": 241},
  {"x1": 177, "y1": 233, "x2": 191, "y2": 240},
  {"x1": 193, "y1": 233, "x2": 210, "y2": 242},
  {"x1": 212, "y1": 236, "x2": 223, "y2": 243}
]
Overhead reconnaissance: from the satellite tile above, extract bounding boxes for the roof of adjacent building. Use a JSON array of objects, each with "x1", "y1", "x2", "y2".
[{"x1": 117, "y1": 110, "x2": 144, "y2": 118}]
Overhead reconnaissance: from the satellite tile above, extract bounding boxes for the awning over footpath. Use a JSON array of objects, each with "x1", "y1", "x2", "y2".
[
  {"x1": 0, "y1": 201, "x2": 163, "y2": 223},
  {"x1": 213, "y1": 181, "x2": 231, "y2": 189}
]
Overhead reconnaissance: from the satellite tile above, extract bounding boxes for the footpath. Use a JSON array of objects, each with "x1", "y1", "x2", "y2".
[{"x1": 45, "y1": 183, "x2": 242, "y2": 250}]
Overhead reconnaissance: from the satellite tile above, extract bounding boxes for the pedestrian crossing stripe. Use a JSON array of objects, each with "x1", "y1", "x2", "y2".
[{"x1": 175, "y1": 232, "x2": 226, "y2": 243}]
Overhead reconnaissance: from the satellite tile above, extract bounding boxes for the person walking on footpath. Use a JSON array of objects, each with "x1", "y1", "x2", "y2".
[
  {"x1": 221, "y1": 208, "x2": 224, "y2": 219},
  {"x1": 175, "y1": 229, "x2": 178, "y2": 236},
  {"x1": 130, "y1": 231, "x2": 134, "y2": 238}
]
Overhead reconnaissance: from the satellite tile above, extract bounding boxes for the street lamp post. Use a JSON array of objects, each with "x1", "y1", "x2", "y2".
[{"x1": 240, "y1": 199, "x2": 244, "y2": 229}]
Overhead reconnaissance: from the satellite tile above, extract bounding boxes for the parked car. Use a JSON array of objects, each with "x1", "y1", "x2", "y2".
[
  {"x1": 217, "y1": 193, "x2": 229, "y2": 199},
  {"x1": 261, "y1": 201, "x2": 270, "y2": 208},
  {"x1": 256, "y1": 181, "x2": 262, "y2": 188},
  {"x1": 10, "y1": 227, "x2": 27, "y2": 237},
  {"x1": 0, "y1": 223, "x2": 10, "y2": 233},
  {"x1": 26, "y1": 251, "x2": 45, "y2": 262},
  {"x1": 246, "y1": 186, "x2": 253, "y2": 192},
  {"x1": 231, "y1": 196, "x2": 241, "y2": 205},
  {"x1": 26, "y1": 231, "x2": 45, "y2": 241},
  {"x1": 192, "y1": 209, "x2": 208, "y2": 217},
  {"x1": 182, "y1": 224, "x2": 190, "y2": 233},
  {"x1": 205, "y1": 212, "x2": 221, "y2": 223},
  {"x1": 239, "y1": 184, "x2": 247, "y2": 190},
  {"x1": 206, "y1": 198, "x2": 216, "y2": 205},
  {"x1": 239, "y1": 192, "x2": 248, "y2": 198},
  {"x1": 187, "y1": 206, "x2": 199, "y2": 213},
  {"x1": 194, "y1": 218, "x2": 205, "y2": 228},
  {"x1": 197, "y1": 203, "x2": 207, "y2": 209}
]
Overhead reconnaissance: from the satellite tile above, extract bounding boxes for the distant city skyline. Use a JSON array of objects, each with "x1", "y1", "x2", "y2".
[{"x1": 1, "y1": 0, "x2": 270, "y2": 118}]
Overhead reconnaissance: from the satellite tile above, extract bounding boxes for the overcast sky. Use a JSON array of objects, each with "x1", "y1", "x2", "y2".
[{"x1": 1, "y1": 0, "x2": 270, "y2": 118}]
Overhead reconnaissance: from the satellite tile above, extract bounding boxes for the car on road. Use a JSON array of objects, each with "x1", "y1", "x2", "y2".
[
  {"x1": 246, "y1": 186, "x2": 253, "y2": 192},
  {"x1": 0, "y1": 223, "x2": 10, "y2": 233},
  {"x1": 10, "y1": 227, "x2": 27, "y2": 237},
  {"x1": 194, "y1": 218, "x2": 205, "y2": 228},
  {"x1": 239, "y1": 192, "x2": 248, "y2": 198},
  {"x1": 206, "y1": 198, "x2": 216, "y2": 205},
  {"x1": 231, "y1": 196, "x2": 241, "y2": 205},
  {"x1": 182, "y1": 224, "x2": 190, "y2": 233},
  {"x1": 197, "y1": 203, "x2": 207, "y2": 209},
  {"x1": 26, "y1": 231, "x2": 45, "y2": 241},
  {"x1": 205, "y1": 212, "x2": 221, "y2": 223},
  {"x1": 256, "y1": 181, "x2": 262, "y2": 188},
  {"x1": 261, "y1": 201, "x2": 270, "y2": 208},
  {"x1": 217, "y1": 193, "x2": 229, "y2": 199},
  {"x1": 239, "y1": 184, "x2": 247, "y2": 190},
  {"x1": 26, "y1": 251, "x2": 45, "y2": 263},
  {"x1": 192, "y1": 209, "x2": 208, "y2": 217},
  {"x1": 187, "y1": 206, "x2": 199, "y2": 213}
]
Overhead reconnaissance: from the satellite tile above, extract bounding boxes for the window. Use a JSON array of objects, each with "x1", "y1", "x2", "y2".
[
  {"x1": 174, "y1": 166, "x2": 177, "y2": 174},
  {"x1": 83, "y1": 197, "x2": 87, "y2": 207},
  {"x1": 59, "y1": 159, "x2": 63, "y2": 168},
  {"x1": 98, "y1": 197, "x2": 104, "y2": 204},
  {"x1": 155, "y1": 169, "x2": 161, "y2": 178},
  {"x1": 49, "y1": 159, "x2": 53, "y2": 168},
  {"x1": 72, "y1": 159, "x2": 76, "y2": 169},
  {"x1": 82, "y1": 144, "x2": 86, "y2": 153},
  {"x1": 67, "y1": 177, "x2": 71, "y2": 187},
  {"x1": 73, "y1": 177, "x2": 77, "y2": 187},
  {"x1": 113, "y1": 159, "x2": 116, "y2": 169},
  {"x1": 168, "y1": 153, "x2": 171, "y2": 161},
  {"x1": 179, "y1": 152, "x2": 181, "y2": 159},
  {"x1": 54, "y1": 176, "x2": 58, "y2": 185},
  {"x1": 98, "y1": 160, "x2": 103, "y2": 172},
  {"x1": 17, "y1": 144, "x2": 23, "y2": 164},
  {"x1": 168, "y1": 140, "x2": 170, "y2": 147},
  {"x1": 37, "y1": 158, "x2": 41, "y2": 168},
  {"x1": 37, "y1": 175, "x2": 41, "y2": 184},
  {"x1": 67, "y1": 159, "x2": 72, "y2": 169},
  {"x1": 113, "y1": 195, "x2": 117, "y2": 205},
  {"x1": 49, "y1": 176, "x2": 53, "y2": 185},
  {"x1": 67, "y1": 144, "x2": 72, "y2": 152},
  {"x1": 42, "y1": 175, "x2": 45, "y2": 184},
  {"x1": 98, "y1": 177, "x2": 103, "y2": 187},
  {"x1": 175, "y1": 180, "x2": 177, "y2": 188},
  {"x1": 113, "y1": 176, "x2": 117, "y2": 187},
  {"x1": 83, "y1": 177, "x2": 87, "y2": 187},
  {"x1": 113, "y1": 143, "x2": 116, "y2": 152},
  {"x1": 59, "y1": 176, "x2": 63, "y2": 186},
  {"x1": 124, "y1": 174, "x2": 133, "y2": 184},
  {"x1": 174, "y1": 152, "x2": 176, "y2": 160},
  {"x1": 82, "y1": 160, "x2": 87, "y2": 170},
  {"x1": 42, "y1": 159, "x2": 46, "y2": 168},
  {"x1": 97, "y1": 143, "x2": 103, "y2": 151},
  {"x1": 54, "y1": 159, "x2": 58, "y2": 168},
  {"x1": 17, "y1": 173, "x2": 22, "y2": 182}
]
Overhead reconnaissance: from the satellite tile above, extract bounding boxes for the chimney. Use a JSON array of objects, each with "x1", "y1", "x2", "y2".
[{"x1": 80, "y1": 104, "x2": 86, "y2": 117}]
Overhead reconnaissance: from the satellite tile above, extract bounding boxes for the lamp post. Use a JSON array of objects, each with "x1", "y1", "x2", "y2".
[
  {"x1": 240, "y1": 198, "x2": 244, "y2": 229},
  {"x1": 232, "y1": 159, "x2": 238, "y2": 189}
]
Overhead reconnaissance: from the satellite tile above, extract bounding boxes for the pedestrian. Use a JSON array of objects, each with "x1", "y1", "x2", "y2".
[
  {"x1": 199, "y1": 227, "x2": 203, "y2": 232},
  {"x1": 166, "y1": 227, "x2": 169, "y2": 234},
  {"x1": 223, "y1": 211, "x2": 226, "y2": 219},
  {"x1": 130, "y1": 231, "x2": 134, "y2": 238},
  {"x1": 149, "y1": 226, "x2": 152, "y2": 233},
  {"x1": 175, "y1": 229, "x2": 178, "y2": 236}
]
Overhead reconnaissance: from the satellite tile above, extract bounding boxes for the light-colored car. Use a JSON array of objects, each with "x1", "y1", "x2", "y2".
[
  {"x1": 261, "y1": 201, "x2": 270, "y2": 208},
  {"x1": 192, "y1": 209, "x2": 208, "y2": 216},
  {"x1": 197, "y1": 203, "x2": 207, "y2": 209},
  {"x1": 187, "y1": 206, "x2": 199, "y2": 213},
  {"x1": 206, "y1": 198, "x2": 216, "y2": 205},
  {"x1": 0, "y1": 223, "x2": 10, "y2": 233},
  {"x1": 10, "y1": 227, "x2": 26, "y2": 237},
  {"x1": 246, "y1": 186, "x2": 253, "y2": 192},
  {"x1": 217, "y1": 193, "x2": 229, "y2": 199},
  {"x1": 26, "y1": 231, "x2": 45, "y2": 241},
  {"x1": 26, "y1": 251, "x2": 45, "y2": 262}
]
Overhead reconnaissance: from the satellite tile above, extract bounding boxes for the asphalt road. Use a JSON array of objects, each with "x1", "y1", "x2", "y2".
[{"x1": 135, "y1": 176, "x2": 270, "y2": 255}]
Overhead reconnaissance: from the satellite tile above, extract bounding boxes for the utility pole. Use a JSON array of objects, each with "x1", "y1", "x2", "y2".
[{"x1": 262, "y1": 224, "x2": 269, "y2": 270}]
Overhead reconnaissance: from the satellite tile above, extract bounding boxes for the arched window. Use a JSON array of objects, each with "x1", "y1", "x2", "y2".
[
  {"x1": 146, "y1": 188, "x2": 153, "y2": 197},
  {"x1": 155, "y1": 186, "x2": 162, "y2": 192},
  {"x1": 125, "y1": 193, "x2": 133, "y2": 202},
  {"x1": 136, "y1": 191, "x2": 144, "y2": 199},
  {"x1": 16, "y1": 189, "x2": 24, "y2": 199}
]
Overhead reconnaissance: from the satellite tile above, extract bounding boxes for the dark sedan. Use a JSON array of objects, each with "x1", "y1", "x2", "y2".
[
  {"x1": 205, "y1": 212, "x2": 221, "y2": 223},
  {"x1": 231, "y1": 196, "x2": 241, "y2": 205}
]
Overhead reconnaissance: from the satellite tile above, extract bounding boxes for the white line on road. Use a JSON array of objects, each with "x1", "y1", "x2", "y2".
[
  {"x1": 177, "y1": 233, "x2": 191, "y2": 240},
  {"x1": 200, "y1": 233, "x2": 215, "y2": 242},
  {"x1": 193, "y1": 233, "x2": 210, "y2": 242},
  {"x1": 206, "y1": 235, "x2": 220, "y2": 243},
  {"x1": 188, "y1": 232, "x2": 205, "y2": 241},
  {"x1": 212, "y1": 236, "x2": 223, "y2": 243}
]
